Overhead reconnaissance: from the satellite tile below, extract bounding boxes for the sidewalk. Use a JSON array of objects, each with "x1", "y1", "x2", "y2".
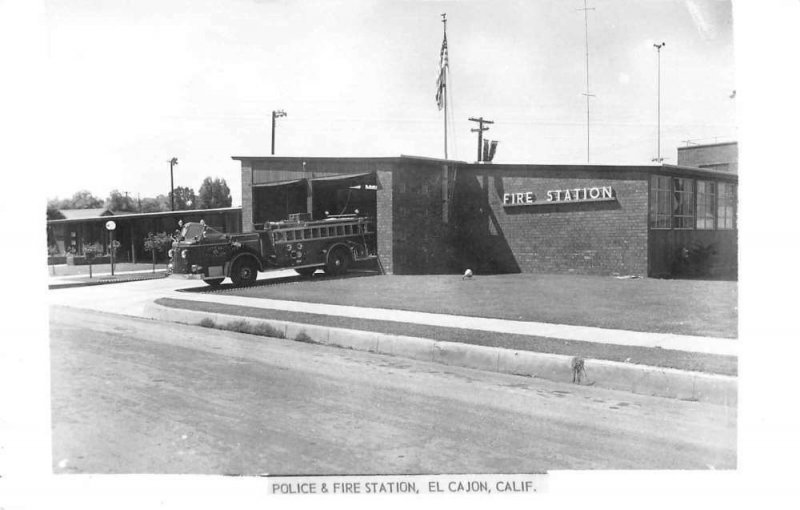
[{"x1": 167, "y1": 291, "x2": 737, "y2": 357}]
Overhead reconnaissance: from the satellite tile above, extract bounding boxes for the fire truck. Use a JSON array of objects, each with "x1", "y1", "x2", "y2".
[{"x1": 168, "y1": 213, "x2": 377, "y2": 286}]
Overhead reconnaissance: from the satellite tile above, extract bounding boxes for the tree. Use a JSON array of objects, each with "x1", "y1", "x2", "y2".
[
  {"x1": 47, "y1": 202, "x2": 65, "y2": 220},
  {"x1": 67, "y1": 190, "x2": 105, "y2": 209},
  {"x1": 143, "y1": 232, "x2": 173, "y2": 271},
  {"x1": 197, "y1": 177, "x2": 232, "y2": 209},
  {"x1": 106, "y1": 189, "x2": 136, "y2": 213},
  {"x1": 140, "y1": 195, "x2": 170, "y2": 213},
  {"x1": 169, "y1": 186, "x2": 196, "y2": 210},
  {"x1": 47, "y1": 190, "x2": 104, "y2": 212}
]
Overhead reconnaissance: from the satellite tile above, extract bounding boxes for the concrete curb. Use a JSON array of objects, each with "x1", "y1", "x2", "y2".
[
  {"x1": 49, "y1": 273, "x2": 168, "y2": 290},
  {"x1": 143, "y1": 302, "x2": 737, "y2": 406}
]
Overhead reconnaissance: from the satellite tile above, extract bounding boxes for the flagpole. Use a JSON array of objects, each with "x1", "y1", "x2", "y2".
[{"x1": 441, "y1": 13, "x2": 448, "y2": 160}]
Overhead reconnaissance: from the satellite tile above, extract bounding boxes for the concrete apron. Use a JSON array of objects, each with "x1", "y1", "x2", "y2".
[{"x1": 144, "y1": 302, "x2": 737, "y2": 407}]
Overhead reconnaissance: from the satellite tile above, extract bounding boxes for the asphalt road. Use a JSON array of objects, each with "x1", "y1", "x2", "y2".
[{"x1": 50, "y1": 306, "x2": 736, "y2": 475}]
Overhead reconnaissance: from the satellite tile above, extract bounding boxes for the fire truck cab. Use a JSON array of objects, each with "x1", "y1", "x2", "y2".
[{"x1": 169, "y1": 213, "x2": 377, "y2": 286}]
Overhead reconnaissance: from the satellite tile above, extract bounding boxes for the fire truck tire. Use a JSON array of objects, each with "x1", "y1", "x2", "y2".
[
  {"x1": 294, "y1": 267, "x2": 317, "y2": 277},
  {"x1": 324, "y1": 247, "x2": 351, "y2": 276},
  {"x1": 203, "y1": 278, "x2": 224, "y2": 286},
  {"x1": 231, "y1": 258, "x2": 258, "y2": 286}
]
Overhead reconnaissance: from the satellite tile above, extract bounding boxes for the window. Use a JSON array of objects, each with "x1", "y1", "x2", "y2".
[
  {"x1": 696, "y1": 180, "x2": 716, "y2": 230},
  {"x1": 672, "y1": 177, "x2": 694, "y2": 229},
  {"x1": 718, "y1": 182, "x2": 736, "y2": 229},
  {"x1": 649, "y1": 175, "x2": 671, "y2": 229}
]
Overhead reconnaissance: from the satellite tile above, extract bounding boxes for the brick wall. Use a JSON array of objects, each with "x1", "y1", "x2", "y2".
[
  {"x1": 375, "y1": 169, "x2": 393, "y2": 274},
  {"x1": 452, "y1": 166, "x2": 650, "y2": 276},
  {"x1": 677, "y1": 142, "x2": 738, "y2": 174},
  {"x1": 241, "y1": 161, "x2": 254, "y2": 232},
  {"x1": 391, "y1": 163, "x2": 452, "y2": 274}
]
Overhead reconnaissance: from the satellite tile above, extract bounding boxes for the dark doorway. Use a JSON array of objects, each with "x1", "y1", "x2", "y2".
[{"x1": 253, "y1": 179, "x2": 308, "y2": 226}]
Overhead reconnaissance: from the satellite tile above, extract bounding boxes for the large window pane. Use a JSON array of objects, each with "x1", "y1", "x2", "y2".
[
  {"x1": 696, "y1": 180, "x2": 716, "y2": 229},
  {"x1": 649, "y1": 175, "x2": 672, "y2": 229},
  {"x1": 718, "y1": 182, "x2": 736, "y2": 229},
  {"x1": 673, "y1": 177, "x2": 695, "y2": 229}
]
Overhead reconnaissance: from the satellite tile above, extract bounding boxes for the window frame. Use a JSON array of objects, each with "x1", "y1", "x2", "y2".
[{"x1": 696, "y1": 180, "x2": 717, "y2": 230}]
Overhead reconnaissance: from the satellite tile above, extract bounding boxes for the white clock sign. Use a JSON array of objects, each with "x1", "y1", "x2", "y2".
[{"x1": 105, "y1": 220, "x2": 116, "y2": 231}]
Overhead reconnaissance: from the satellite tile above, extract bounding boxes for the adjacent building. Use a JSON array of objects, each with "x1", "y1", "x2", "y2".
[{"x1": 47, "y1": 207, "x2": 241, "y2": 264}]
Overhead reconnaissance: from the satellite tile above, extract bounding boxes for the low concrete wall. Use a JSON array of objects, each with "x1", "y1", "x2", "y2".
[{"x1": 144, "y1": 302, "x2": 737, "y2": 406}]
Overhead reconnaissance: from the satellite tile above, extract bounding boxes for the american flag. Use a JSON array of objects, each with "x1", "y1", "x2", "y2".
[{"x1": 436, "y1": 33, "x2": 448, "y2": 110}]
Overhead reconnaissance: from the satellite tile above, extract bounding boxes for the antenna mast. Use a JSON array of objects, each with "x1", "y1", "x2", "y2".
[{"x1": 578, "y1": 0, "x2": 595, "y2": 163}]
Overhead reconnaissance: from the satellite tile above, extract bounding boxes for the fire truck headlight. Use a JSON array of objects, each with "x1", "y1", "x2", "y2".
[
  {"x1": 168, "y1": 249, "x2": 173, "y2": 258},
  {"x1": 181, "y1": 249, "x2": 188, "y2": 259},
  {"x1": 296, "y1": 243, "x2": 303, "y2": 250},
  {"x1": 286, "y1": 244, "x2": 293, "y2": 251}
]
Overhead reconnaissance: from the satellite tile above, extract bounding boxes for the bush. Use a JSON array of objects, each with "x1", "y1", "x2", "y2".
[
  {"x1": 216, "y1": 319, "x2": 286, "y2": 339},
  {"x1": 199, "y1": 318, "x2": 216, "y2": 328},
  {"x1": 294, "y1": 331, "x2": 316, "y2": 344}
]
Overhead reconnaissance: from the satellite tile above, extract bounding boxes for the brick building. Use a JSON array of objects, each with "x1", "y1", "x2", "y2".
[
  {"x1": 677, "y1": 141, "x2": 738, "y2": 174},
  {"x1": 234, "y1": 153, "x2": 737, "y2": 278}
]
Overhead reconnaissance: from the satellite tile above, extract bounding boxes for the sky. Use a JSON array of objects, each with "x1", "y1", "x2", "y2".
[{"x1": 37, "y1": 0, "x2": 736, "y2": 206}]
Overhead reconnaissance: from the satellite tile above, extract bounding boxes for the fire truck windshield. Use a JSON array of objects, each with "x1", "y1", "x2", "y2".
[
  {"x1": 179, "y1": 223, "x2": 204, "y2": 240},
  {"x1": 179, "y1": 223, "x2": 225, "y2": 241}
]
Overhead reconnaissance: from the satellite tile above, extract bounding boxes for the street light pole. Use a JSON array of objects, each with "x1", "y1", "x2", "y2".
[
  {"x1": 271, "y1": 109, "x2": 287, "y2": 155},
  {"x1": 653, "y1": 42, "x2": 666, "y2": 163},
  {"x1": 168, "y1": 157, "x2": 178, "y2": 211}
]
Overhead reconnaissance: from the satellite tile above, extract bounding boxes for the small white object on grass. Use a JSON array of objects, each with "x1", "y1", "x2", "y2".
[{"x1": 462, "y1": 269, "x2": 473, "y2": 280}]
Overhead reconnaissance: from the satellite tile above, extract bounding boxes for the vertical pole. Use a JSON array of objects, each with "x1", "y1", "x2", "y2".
[
  {"x1": 441, "y1": 13, "x2": 448, "y2": 160},
  {"x1": 477, "y1": 124, "x2": 483, "y2": 162},
  {"x1": 169, "y1": 159, "x2": 175, "y2": 211},
  {"x1": 271, "y1": 111, "x2": 276, "y2": 155},
  {"x1": 443, "y1": 76, "x2": 448, "y2": 160},
  {"x1": 584, "y1": 0, "x2": 590, "y2": 163},
  {"x1": 110, "y1": 230, "x2": 115, "y2": 276},
  {"x1": 653, "y1": 42, "x2": 665, "y2": 163},
  {"x1": 657, "y1": 46, "x2": 661, "y2": 162}
]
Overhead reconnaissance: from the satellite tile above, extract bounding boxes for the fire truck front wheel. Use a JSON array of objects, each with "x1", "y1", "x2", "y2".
[
  {"x1": 324, "y1": 247, "x2": 351, "y2": 276},
  {"x1": 231, "y1": 258, "x2": 258, "y2": 286}
]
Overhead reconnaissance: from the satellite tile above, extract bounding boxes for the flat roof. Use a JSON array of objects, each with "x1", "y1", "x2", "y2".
[
  {"x1": 47, "y1": 207, "x2": 241, "y2": 225},
  {"x1": 233, "y1": 155, "x2": 737, "y2": 181},
  {"x1": 677, "y1": 141, "x2": 738, "y2": 150}
]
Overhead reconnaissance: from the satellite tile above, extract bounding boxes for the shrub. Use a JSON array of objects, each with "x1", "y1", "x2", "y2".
[
  {"x1": 294, "y1": 331, "x2": 316, "y2": 344},
  {"x1": 223, "y1": 320, "x2": 250, "y2": 334},
  {"x1": 199, "y1": 318, "x2": 215, "y2": 328},
  {"x1": 251, "y1": 322, "x2": 285, "y2": 338}
]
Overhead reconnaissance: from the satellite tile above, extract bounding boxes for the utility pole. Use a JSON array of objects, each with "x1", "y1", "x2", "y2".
[
  {"x1": 468, "y1": 117, "x2": 493, "y2": 162},
  {"x1": 168, "y1": 157, "x2": 178, "y2": 211},
  {"x1": 578, "y1": 0, "x2": 595, "y2": 163},
  {"x1": 653, "y1": 42, "x2": 666, "y2": 163},
  {"x1": 272, "y1": 110, "x2": 287, "y2": 155}
]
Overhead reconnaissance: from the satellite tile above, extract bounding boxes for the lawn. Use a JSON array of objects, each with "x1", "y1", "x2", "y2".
[
  {"x1": 210, "y1": 273, "x2": 738, "y2": 338},
  {"x1": 156, "y1": 297, "x2": 737, "y2": 376}
]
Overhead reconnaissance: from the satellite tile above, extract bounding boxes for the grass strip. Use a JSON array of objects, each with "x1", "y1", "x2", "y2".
[{"x1": 155, "y1": 297, "x2": 737, "y2": 376}]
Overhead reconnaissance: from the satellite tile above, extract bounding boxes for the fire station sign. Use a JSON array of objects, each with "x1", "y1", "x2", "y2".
[{"x1": 503, "y1": 186, "x2": 615, "y2": 207}]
